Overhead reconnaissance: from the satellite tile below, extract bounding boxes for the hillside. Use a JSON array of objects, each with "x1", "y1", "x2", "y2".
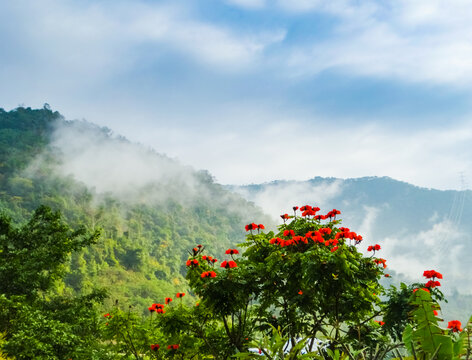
[{"x1": 0, "y1": 106, "x2": 270, "y2": 310}]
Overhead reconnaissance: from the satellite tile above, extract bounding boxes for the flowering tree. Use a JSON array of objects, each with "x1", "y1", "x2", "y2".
[{"x1": 101, "y1": 205, "x2": 472, "y2": 359}]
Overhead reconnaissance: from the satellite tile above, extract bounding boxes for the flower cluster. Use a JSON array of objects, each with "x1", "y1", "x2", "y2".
[
  {"x1": 245, "y1": 223, "x2": 264, "y2": 232},
  {"x1": 423, "y1": 270, "x2": 443, "y2": 279},
  {"x1": 447, "y1": 320, "x2": 462, "y2": 332},
  {"x1": 268, "y1": 225, "x2": 362, "y2": 250},
  {"x1": 201, "y1": 271, "x2": 217, "y2": 278},
  {"x1": 191, "y1": 244, "x2": 203, "y2": 256},
  {"x1": 373, "y1": 258, "x2": 387, "y2": 268},
  {"x1": 335, "y1": 227, "x2": 363, "y2": 243},
  {"x1": 225, "y1": 249, "x2": 239, "y2": 255},
  {"x1": 423, "y1": 269, "x2": 442, "y2": 288},
  {"x1": 221, "y1": 260, "x2": 237, "y2": 269},
  {"x1": 367, "y1": 244, "x2": 381, "y2": 252},
  {"x1": 186, "y1": 259, "x2": 199, "y2": 267},
  {"x1": 299, "y1": 205, "x2": 320, "y2": 217},
  {"x1": 202, "y1": 255, "x2": 218, "y2": 264},
  {"x1": 148, "y1": 303, "x2": 165, "y2": 314}
]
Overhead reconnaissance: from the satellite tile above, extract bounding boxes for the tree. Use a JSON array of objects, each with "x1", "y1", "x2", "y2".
[{"x1": 0, "y1": 206, "x2": 108, "y2": 359}]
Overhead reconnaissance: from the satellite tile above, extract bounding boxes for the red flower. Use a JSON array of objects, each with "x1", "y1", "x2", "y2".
[
  {"x1": 298, "y1": 290, "x2": 303, "y2": 295},
  {"x1": 384, "y1": 274, "x2": 390, "y2": 278},
  {"x1": 368, "y1": 244, "x2": 381, "y2": 251},
  {"x1": 448, "y1": 320, "x2": 462, "y2": 332},
  {"x1": 280, "y1": 214, "x2": 290, "y2": 221},
  {"x1": 293, "y1": 206, "x2": 299, "y2": 211},
  {"x1": 186, "y1": 259, "x2": 199, "y2": 267},
  {"x1": 167, "y1": 344, "x2": 180, "y2": 350},
  {"x1": 319, "y1": 227, "x2": 332, "y2": 236},
  {"x1": 211, "y1": 258, "x2": 218, "y2": 263},
  {"x1": 165, "y1": 297, "x2": 172, "y2": 304},
  {"x1": 225, "y1": 249, "x2": 239, "y2": 255},
  {"x1": 176, "y1": 292, "x2": 185, "y2": 298},
  {"x1": 425, "y1": 280, "x2": 441, "y2": 288},
  {"x1": 257, "y1": 224, "x2": 265, "y2": 230},
  {"x1": 221, "y1": 260, "x2": 237, "y2": 269},
  {"x1": 300, "y1": 205, "x2": 312, "y2": 212},
  {"x1": 148, "y1": 306, "x2": 155, "y2": 313},
  {"x1": 103, "y1": 313, "x2": 111, "y2": 318},
  {"x1": 283, "y1": 229, "x2": 295, "y2": 237},
  {"x1": 373, "y1": 258, "x2": 387, "y2": 268},
  {"x1": 374, "y1": 320, "x2": 385, "y2": 326},
  {"x1": 423, "y1": 270, "x2": 443, "y2": 279},
  {"x1": 433, "y1": 310, "x2": 439, "y2": 316},
  {"x1": 151, "y1": 344, "x2": 160, "y2": 351},
  {"x1": 331, "y1": 246, "x2": 339, "y2": 252},
  {"x1": 245, "y1": 223, "x2": 258, "y2": 231},
  {"x1": 201, "y1": 271, "x2": 217, "y2": 278}
]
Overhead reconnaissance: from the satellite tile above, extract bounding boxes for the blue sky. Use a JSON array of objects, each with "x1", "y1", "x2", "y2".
[{"x1": 1, "y1": 0, "x2": 472, "y2": 189}]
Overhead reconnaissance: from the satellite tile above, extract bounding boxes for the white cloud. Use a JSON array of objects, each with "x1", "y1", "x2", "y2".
[
  {"x1": 139, "y1": 107, "x2": 472, "y2": 191},
  {"x1": 232, "y1": 180, "x2": 344, "y2": 220},
  {"x1": 278, "y1": 0, "x2": 472, "y2": 85},
  {"x1": 0, "y1": 0, "x2": 285, "y2": 82}
]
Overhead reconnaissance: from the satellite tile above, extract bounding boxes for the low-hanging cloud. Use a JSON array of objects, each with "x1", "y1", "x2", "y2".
[{"x1": 232, "y1": 179, "x2": 344, "y2": 221}]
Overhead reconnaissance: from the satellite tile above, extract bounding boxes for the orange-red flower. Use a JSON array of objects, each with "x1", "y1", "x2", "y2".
[
  {"x1": 221, "y1": 260, "x2": 237, "y2": 269},
  {"x1": 245, "y1": 223, "x2": 258, "y2": 231},
  {"x1": 425, "y1": 280, "x2": 441, "y2": 288},
  {"x1": 225, "y1": 249, "x2": 239, "y2": 255},
  {"x1": 283, "y1": 229, "x2": 295, "y2": 237},
  {"x1": 373, "y1": 258, "x2": 387, "y2": 268},
  {"x1": 167, "y1": 344, "x2": 180, "y2": 350},
  {"x1": 151, "y1": 344, "x2": 160, "y2": 351},
  {"x1": 257, "y1": 224, "x2": 265, "y2": 230},
  {"x1": 280, "y1": 214, "x2": 290, "y2": 221},
  {"x1": 423, "y1": 270, "x2": 443, "y2": 279},
  {"x1": 186, "y1": 259, "x2": 199, "y2": 267},
  {"x1": 448, "y1": 320, "x2": 462, "y2": 332},
  {"x1": 165, "y1": 297, "x2": 172, "y2": 304},
  {"x1": 103, "y1": 313, "x2": 111, "y2": 318},
  {"x1": 176, "y1": 292, "x2": 185, "y2": 298},
  {"x1": 201, "y1": 271, "x2": 217, "y2": 278}
]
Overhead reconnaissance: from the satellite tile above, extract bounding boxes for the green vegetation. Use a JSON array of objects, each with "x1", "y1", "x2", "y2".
[
  {"x1": 0, "y1": 106, "x2": 268, "y2": 310},
  {"x1": 1, "y1": 106, "x2": 472, "y2": 359}
]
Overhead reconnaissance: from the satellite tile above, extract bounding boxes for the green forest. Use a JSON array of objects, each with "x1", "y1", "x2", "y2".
[{"x1": 1, "y1": 107, "x2": 471, "y2": 359}]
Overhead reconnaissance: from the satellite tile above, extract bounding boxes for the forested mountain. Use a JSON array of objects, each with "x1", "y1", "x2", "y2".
[{"x1": 0, "y1": 106, "x2": 270, "y2": 310}]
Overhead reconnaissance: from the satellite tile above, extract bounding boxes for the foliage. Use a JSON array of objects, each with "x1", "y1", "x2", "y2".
[
  {"x1": 0, "y1": 206, "x2": 108, "y2": 359},
  {"x1": 402, "y1": 289, "x2": 471, "y2": 360}
]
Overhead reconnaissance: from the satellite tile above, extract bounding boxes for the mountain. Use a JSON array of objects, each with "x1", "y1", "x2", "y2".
[
  {"x1": 229, "y1": 176, "x2": 472, "y2": 322},
  {"x1": 0, "y1": 106, "x2": 271, "y2": 310}
]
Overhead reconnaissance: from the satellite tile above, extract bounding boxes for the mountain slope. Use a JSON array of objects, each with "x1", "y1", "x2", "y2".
[{"x1": 0, "y1": 106, "x2": 270, "y2": 310}]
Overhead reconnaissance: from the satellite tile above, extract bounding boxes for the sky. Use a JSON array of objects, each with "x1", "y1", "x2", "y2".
[{"x1": 2, "y1": 0, "x2": 472, "y2": 189}]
